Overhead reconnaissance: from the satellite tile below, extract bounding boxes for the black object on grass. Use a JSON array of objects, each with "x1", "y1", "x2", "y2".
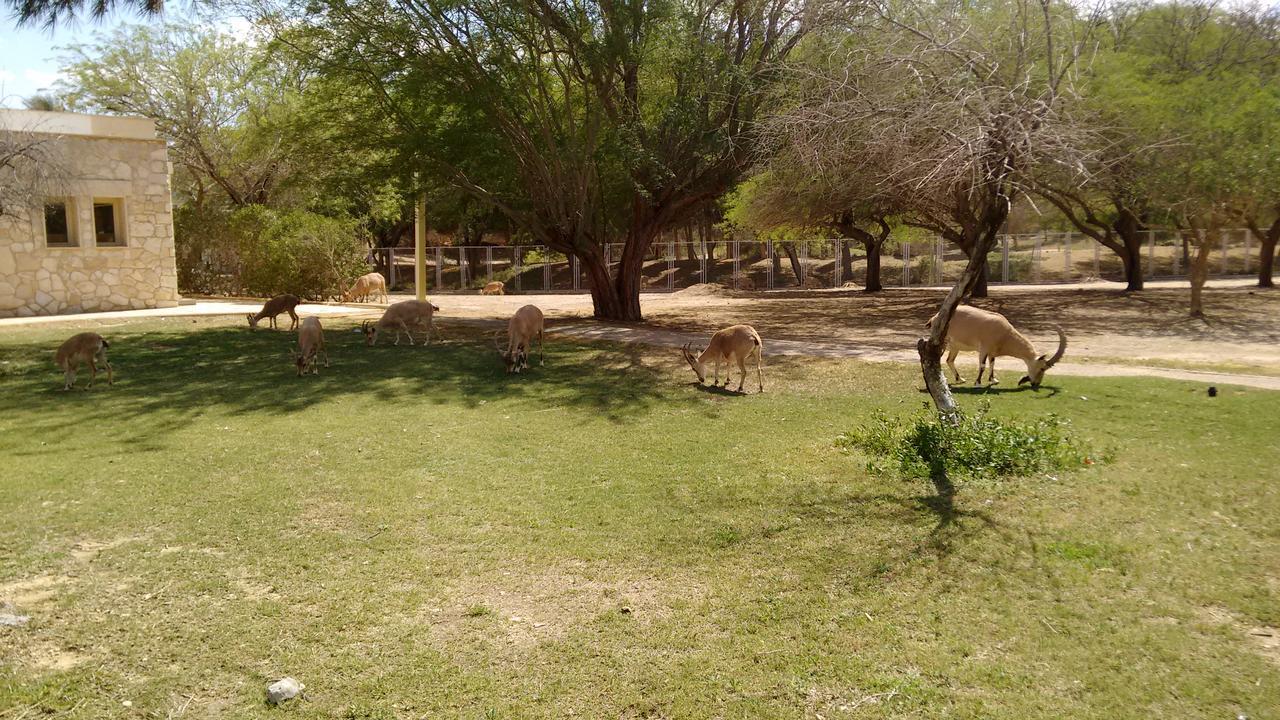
[{"x1": 1208, "y1": 386, "x2": 1218, "y2": 397}]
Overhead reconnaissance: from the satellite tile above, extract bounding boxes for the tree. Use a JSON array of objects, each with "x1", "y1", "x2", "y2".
[
  {"x1": 767, "y1": 0, "x2": 1100, "y2": 412},
  {"x1": 22, "y1": 93, "x2": 66, "y2": 112},
  {"x1": 0, "y1": 119, "x2": 72, "y2": 220},
  {"x1": 60, "y1": 24, "x2": 306, "y2": 209},
  {"x1": 274, "y1": 0, "x2": 826, "y2": 320},
  {"x1": 5, "y1": 0, "x2": 161, "y2": 28}
]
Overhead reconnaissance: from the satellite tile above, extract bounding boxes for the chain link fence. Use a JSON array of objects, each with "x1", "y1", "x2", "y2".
[{"x1": 369, "y1": 229, "x2": 1269, "y2": 294}]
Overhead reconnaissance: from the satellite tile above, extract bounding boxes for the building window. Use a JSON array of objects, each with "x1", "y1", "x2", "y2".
[
  {"x1": 93, "y1": 198, "x2": 126, "y2": 246},
  {"x1": 44, "y1": 200, "x2": 76, "y2": 247}
]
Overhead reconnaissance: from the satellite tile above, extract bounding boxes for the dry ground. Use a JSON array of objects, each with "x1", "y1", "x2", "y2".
[{"x1": 423, "y1": 283, "x2": 1280, "y2": 377}]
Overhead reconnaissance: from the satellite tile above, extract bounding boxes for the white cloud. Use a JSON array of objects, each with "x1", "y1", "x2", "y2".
[
  {"x1": 22, "y1": 68, "x2": 62, "y2": 90},
  {"x1": 0, "y1": 69, "x2": 15, "y2": 83}
]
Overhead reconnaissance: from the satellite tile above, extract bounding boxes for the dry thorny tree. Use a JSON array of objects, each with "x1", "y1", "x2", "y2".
[
  {"x1": 0, "y1": 120, "x2": 72, "y2": 222},
  {"x1": 767, "y1": 0, "x2": 1110, "y2": 417}
]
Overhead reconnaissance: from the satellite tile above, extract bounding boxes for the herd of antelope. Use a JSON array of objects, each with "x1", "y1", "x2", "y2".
[{"x1": 51, "y1": 276, "x2": 1067, "y2": 393}]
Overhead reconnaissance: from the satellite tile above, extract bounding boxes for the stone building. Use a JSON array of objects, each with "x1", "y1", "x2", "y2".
[{"x1": 0, "y1": 109, "x2": 178, "y2": 317}]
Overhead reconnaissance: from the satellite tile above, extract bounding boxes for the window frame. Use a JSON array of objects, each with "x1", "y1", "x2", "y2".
[
  {"x1": 42, "y1": 198, "x2": 78, "y2": 248},
  {"x1": 92, "y1": 197, "x2": 127, "y2": 247}
]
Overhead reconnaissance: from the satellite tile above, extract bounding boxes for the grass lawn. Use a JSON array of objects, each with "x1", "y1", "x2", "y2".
[{"x1": 1, "y1": 316, "x2": 1277, "y2": 719}]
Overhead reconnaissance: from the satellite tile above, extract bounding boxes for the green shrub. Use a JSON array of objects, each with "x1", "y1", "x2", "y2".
[
  {"x1": 236, "y1": 208, "x2": 371, "y2": 301},
  {"x1": 175, "y1": 205, "x2": 370, "y2": 299},
  {"x1": 173, "y1": 205, "x2": 240, "y2": 295},
  {"x1": 837, "y1": 404, "x2": 1102, "y2": 481}
]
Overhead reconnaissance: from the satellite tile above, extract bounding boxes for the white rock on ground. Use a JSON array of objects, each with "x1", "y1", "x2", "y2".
[{"x1": 266, "y1": 677, "x2": 304, "y2": 705}]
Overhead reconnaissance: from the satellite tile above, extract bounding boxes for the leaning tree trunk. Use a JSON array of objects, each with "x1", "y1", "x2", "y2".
[
  {"x1": 920, "y1": 192, "x2": 1010, "y2": 416},
  {"x1": 781, "y1": 243, "x2": 804, "y2": 284}
]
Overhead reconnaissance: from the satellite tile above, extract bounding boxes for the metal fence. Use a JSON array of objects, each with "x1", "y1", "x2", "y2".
[{"x1": 368, "y1": 228, "x2": 1268, "y2": 294}]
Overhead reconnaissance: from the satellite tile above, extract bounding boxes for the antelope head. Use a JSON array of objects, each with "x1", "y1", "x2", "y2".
[
  {"x1": 681, "y1": 343, "x2": 706, "y2": 384},
  {"x1": 1019, "y1": 326, "x2": 1067, "y2": 390},
  {"x1": 361, "y1": 320, "x2": 378, "y2": 346}
]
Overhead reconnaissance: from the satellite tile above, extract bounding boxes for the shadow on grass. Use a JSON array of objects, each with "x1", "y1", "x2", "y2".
[{"x1": 0, "y1": 321, "x2": 683, "y2": 448}]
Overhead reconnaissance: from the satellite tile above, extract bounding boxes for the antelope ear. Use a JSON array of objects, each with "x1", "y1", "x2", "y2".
[
  {"x1": 1037, "y1": 354, "x2": 1047, "y2": 363},
  {"x1": 1018, "y1": 375, "x2": 1031, "y2": 386}
]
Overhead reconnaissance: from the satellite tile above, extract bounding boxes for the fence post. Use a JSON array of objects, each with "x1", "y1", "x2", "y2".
[
  {"x1": 1092, "y1": 238, "x2": 1100, "y2": 279},
  {"x1": 388, "y1": 248, "x2": 396, "y2": 290},
  {"x1": 933, "y1": 236, "x2": 942, "y2": 285},
  {"x1": 543, "y1": 247, "x2": 550, "y2": 291},
  {"x1": 1063, "y1": 233, "x2": 1072, "y2": 281},
  {"x1": 700, "y1": 238, "x2": 708, "y2": 284},
  {"x1": 1220, "y1": 229, "x2": 1230, "y2": 275},
  {"x1": 766, "y1": 242, "x2": 774, "y2": 289},
  {"x1": 1171, "y1": 233, "x2": 1180, "y2": 277},
  {"x1": 737, "y1": 239, "x2": 747, "y2": 286},
  {"x1": 486, "y1": 247, "x2": 493, "y2": 283},
  {"x1": 1244, "y1": 228, "x2": 1253, "y2": 274},
  {"x1": 572, "y1": 254, "x2": 580, "y2": 291},
  {"x1": 1147, "y1": 231, "x2": 1155, "y2": 279},
  {"x1": 435, "y1": 247, "x2": 442, "y2": 291},
  {"x1": 458, "y1": 248, "x2": 468, "y2": 289},
  {"x1": 1002, "y1": 236, "x2": 1010, "y2": 283},
  {"x1": 1032, "y1": 233, "x2": 1042, "y2": 283},
  {"x1": 902, "y1": 242, "x2": 910, "y2": 287},
  {"x1": 668, "y1": 240, "x2": 675, "y2": 290},
  {"x1": 514, "y1": 248, "x2": 522, "y2": 292}
]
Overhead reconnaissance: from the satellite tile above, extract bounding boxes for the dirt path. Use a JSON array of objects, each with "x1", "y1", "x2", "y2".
[{"x1": 545, "y1": 321, "x2": 1280, "y2": 391}]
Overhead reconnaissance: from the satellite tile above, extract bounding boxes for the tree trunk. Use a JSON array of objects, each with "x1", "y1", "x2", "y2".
[
  {"x1": 864, "y1": 245, "x2": 882, "y2": 292},
  {"x1": 770, "y1": 243, "x2": 782, "y2": 277},
  {"x1": 840, "y1": 240, "x2": 854, "y2": 280},
  {"x1": 971, "y1": 260, "x2": 989, "y2": 298},
  {"x1": 782, "y1": 242, "x2": 804, "y2": 284},
  {"x1": 1188, "y1": 232, "x2": 1213, "y2": 318},
  {"x1": 920, "y1": 190, "x2": 1010, "y2": 415},
  {"x1": 1250, "y1": 217, "x2": 1280, "y2": 288},
  {"x1": 1112, "y1": 211, "x2": 1145, "y2": 291}
]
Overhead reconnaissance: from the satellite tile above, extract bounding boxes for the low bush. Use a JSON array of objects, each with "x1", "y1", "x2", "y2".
[
  {"x1": 174, "y1": 204, "x2": 370, "y2": 300},
  {"x1": 838, "y1": 404, "x2": 1104, "y2": 481}
]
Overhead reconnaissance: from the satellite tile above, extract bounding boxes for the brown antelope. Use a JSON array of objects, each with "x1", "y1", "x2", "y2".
[
  {"x1": 481, "y1": 281, "x2": 505, "y2": 296},
  {"x1": 362, "y1": 300, "x2": 441, "y2": 346},
  {"x1": 681, "y1": 325, "x2": 764, "y2": 393},
  {"x1": 926, "y1": 305, "x2": 1067, "y2": 389},
  {"x1": 342, "y1": 273, "x2": 389, "y2": 303},
  {"x1": 294, "y1": 317, "x2": 329, "y2": 376},
  {"x1": 54, "y1": 332, "x2": 113, "y2": 390},
  {"x1": 494, "y1": 304, "x2": 544, "y2": 373},
  {"x1": 247, "y1": 294, "x2": 300, "y2": 330}
]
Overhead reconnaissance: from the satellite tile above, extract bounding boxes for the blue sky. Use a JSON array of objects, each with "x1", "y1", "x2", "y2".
[{"x1": 0, "y1": 7, "x2": 245, "y2": 108}]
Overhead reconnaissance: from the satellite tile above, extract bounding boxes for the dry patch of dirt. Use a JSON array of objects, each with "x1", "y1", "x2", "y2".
[
  {"x1": 69, "y1": 534, "x2": 147, "y2": 562},
  {"x1": 27, "y1": 642, "x2": 91, "y2": 671},
  {"x1": 1199, "y1": 606, "x2": 1280, "y2": 667},
  {"x1": 0, "y1": 575, "x2": 72, "y2": 607},
  {"x1": 425, "y1": 565, "x2": 706, "y2": 652},
  {"x1": 285, "y1": 498, "x2": 359, "y2": 537}
]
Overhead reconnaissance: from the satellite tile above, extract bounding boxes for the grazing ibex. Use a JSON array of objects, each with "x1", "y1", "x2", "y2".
[
  {"x1": 494, "y1": 304, "x2": 544, "y2": 373},
  {"x1": 681, "y1": 325, "x2": 764, "y2": 393},
  {"x1": 342, "y1": 273, "x2": 389, "y2": 303},
  {"x1": 54, "y1": 332, "x2": 112, "y2": 390},
  {"x1": 481, "y1": 281, "x2": 505, "y2": 296},
  {"x1": 247, "y1": 294, "x2": 300, "y2": 330},
  {"x1": 926, "y1": 305, "x2": 1067, "y2": 389},
  {"x1": 362, "y1": 300, "x2": 441, "y2": 346},
  {"x1": 294, "y1": 317, "x2": 329, "y2": 376}
]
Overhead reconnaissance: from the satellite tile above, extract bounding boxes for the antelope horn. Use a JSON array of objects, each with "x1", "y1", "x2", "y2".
[{"x1": 1045, "y1": 325, "x2": 1067, "y2": 368}]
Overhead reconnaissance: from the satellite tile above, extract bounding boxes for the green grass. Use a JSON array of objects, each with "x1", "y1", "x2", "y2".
[{"x1": 1, "y1": 316, "x2": 1278, "y2": 719}]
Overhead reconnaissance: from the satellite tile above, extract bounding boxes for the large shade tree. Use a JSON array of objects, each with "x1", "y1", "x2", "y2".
[{"x1": 270, "y1": 0, "x2": 830, "y2": 320}]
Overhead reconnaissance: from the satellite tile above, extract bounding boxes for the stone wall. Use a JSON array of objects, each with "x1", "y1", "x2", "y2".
[{"x1": 0, "y1": 133, "x2": 178, "y2": 317}]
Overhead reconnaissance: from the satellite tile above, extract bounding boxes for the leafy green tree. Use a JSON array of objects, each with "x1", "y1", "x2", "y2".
[
  {"x1": 276, "y1": 0, "x2": 822, "y2": 320},
  {"x1": 60, "y1": 24, "x2": 305, "y2": 209}
]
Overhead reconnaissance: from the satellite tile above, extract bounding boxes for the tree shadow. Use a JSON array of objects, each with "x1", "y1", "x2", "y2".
[{"x1": 0, "y1": 321, "x2": 694, "y2": 453}]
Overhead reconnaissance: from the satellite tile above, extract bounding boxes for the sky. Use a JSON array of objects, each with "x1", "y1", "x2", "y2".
[{"x1": 0, "y1": 6, "x2": 247, "y2": 108}]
